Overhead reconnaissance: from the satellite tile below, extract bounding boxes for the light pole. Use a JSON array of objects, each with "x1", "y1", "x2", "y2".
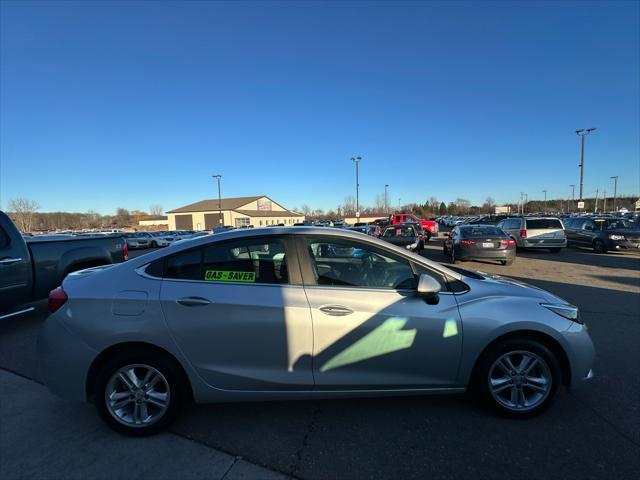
[
  {"x1": 384, "y1": 184, "x2": 389, "y2": 214},
  {"x1": 542, "y1": 190, "x2": 547, "y2": 212},
  {"x1": 212, "y1": 174, "x2": 222, "y2": 226},
  {"x1": 351, "y1": 156, "x2": 362, "y2": 219},
  {"x1": 569, "y1": 184, "x2": 575, "y2": 212},
  {"x1": 610, "y1": 176, "x2": 618, "y2": 213},
  {"x1": 523, "y1": 193, "x2": 528, "y2": 214},
  {"x1": 576, "y1": 128, "x2": 596, "y2": 201}
]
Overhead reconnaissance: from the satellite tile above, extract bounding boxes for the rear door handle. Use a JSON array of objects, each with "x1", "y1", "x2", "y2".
[
  {"x1": 319, "y1": 305, "x2": 354, "y2": 316},
  {"x1": 0, "y1": 257, "x2": 22, "y2": 265},
  {"x1": 176, "y1": 297, "x2": 211, "y2": 307}
]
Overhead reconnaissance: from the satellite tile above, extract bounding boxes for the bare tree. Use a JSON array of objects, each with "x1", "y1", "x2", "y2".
[
  {"x1": 8, "y1": 197, "x2": 40, "y2": 232},
  {"x1": 300, "y1": 204, "x2": 312, "y2": 216},
  {"x1": 454, "y1": 198, "x2": 471, "y2": 214},
  {"x1": 149, "y1": 204, "x2": 163, "y2": 216},
  {"x1": 374, "y1": 194, "x2": 386, "y2": 212},
  {"x1": 341, "y1": 196, "x2": 356, "y2": 216},
  {"x1": 115, "y1": 208, "x2": 131, "y2": 226}
]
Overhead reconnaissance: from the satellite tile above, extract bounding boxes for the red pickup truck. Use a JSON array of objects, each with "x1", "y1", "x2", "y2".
[{"x1": 388, "y1": 213, "x2": 438, "y2": 240}]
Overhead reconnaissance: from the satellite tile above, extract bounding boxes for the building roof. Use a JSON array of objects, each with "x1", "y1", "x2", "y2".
[
  {"x1": 167, "y1": 196, "x2": 264, "y2": 213},
  {"x1": 141, "y1": 215, "x2": 168, "y2": 221}
]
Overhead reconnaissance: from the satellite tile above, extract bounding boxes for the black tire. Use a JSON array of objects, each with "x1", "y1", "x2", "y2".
[
  {"x1": 151, "y1": 241, "x2": 158, "y2": 248},
  {"x1": 500, "y1": 259, "x2": 514, "y2": 266},
  {"x1": 472, "y1": 338, "x2": 561, "y2": 418},
  {"x1": 449, "y1": 246, "x2": 457, "y2": 264},
  {"x1": 593, "y1": 239, "x2": 607, "y2": 254},
  {"x1": 549, "y1": 248, "x2": 562, "y2": 253},
  {"x1": 425, "y1": 233, "x2": 432, "y2": 242},
  {"x1": 94, "y1": 350, "x2": 185, "y2": 436}
]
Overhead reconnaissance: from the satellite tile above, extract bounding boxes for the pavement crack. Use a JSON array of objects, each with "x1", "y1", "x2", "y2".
[
  {"x1": 220, "y1": 455, "x2": 241, "y2": 480},
  {"x1": 291, "y1": 404, "x2": 321, "y2": 477}
]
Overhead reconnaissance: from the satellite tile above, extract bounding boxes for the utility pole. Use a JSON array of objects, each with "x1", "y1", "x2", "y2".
[
  {"x1": 212, "y1": 174, "x2": 222, "y2": 226},
  {"x1": 520, "y1": 192, "x2": 524, "y2": 215},
  {"x1": 542, "y1": 190, "x2": 547, "y2": 212},
  {"x1": 594, "y1": 188, "x2": 599, "y2": 213},
  {"x1": 610, "y1": 176, "x2": 618, "y2": 213},
  {"x1": 576, "y1": 128, "x2": 596, "y2": 201},
  {"x1": 523, "y1": 193, "x2": 528, "y2": 214},
  {"x1": 384, "y1": 184, "x2": 389, "y2": 214},
  {"x1": 569, "y1": 185, "x2": 575, "y2": 212},
  {"x1": 351, "y1": 156, "x2": 362, "y2": 219},
  {"x1": 603, "y1": 188, "x2": 607, "y2": 213}
]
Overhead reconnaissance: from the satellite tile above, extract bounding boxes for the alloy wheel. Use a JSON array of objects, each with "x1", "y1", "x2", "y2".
[
  {"x1": 487, "y1": 350, "x2": 552, "y2": 412},
  {"x1": 105, "y1": 364, "x2": 170, "y2": 428}
]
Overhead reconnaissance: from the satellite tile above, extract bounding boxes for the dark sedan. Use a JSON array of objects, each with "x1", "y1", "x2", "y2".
[
  {"x1": 380, "y1": 223, "x2": 422, "y2": 252},
  {"x1": 444, "y1": 225, "x2": 516, "y2": 265},
  {"x1": 564, "y1": 217, "x2": 640, "y2": 253}
]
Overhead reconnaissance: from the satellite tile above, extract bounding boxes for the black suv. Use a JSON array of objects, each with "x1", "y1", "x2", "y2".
[{"x1": 564, "y1": 217, "x2": 640, "y2": 253}]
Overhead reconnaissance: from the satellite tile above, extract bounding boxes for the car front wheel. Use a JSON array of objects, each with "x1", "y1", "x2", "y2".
[
  {"x1": 474, "y1": 339, "x2": 561, "y2": 417},
  {"x1": 593, "y1": 239, "x2": 607, "y2": 254},
  {"x1": 95, "y1": 351, "x2": 184, "y2": 436}
]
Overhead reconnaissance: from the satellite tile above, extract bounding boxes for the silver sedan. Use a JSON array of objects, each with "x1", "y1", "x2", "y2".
[{"x1": 38, "y1": 227, "x2": 594, "y2": 435}]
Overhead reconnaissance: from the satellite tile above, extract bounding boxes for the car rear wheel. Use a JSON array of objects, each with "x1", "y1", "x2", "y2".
[
  {"x1": 95, "y1": 351, "x2": 184, "y2": 436},
  {"x1": 593, "y1": 239, "x2": 607, "y2": 254},
  {"x1": 474, "y1": 339, "x2": 560, "y2": 417},
  {"x1": 500, "y1": 259, "x2": 514, "y2": 266}
]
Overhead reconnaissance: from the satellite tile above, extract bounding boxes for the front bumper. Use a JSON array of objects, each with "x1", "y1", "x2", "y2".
[
  {"x1": 607, "y1": 239, "x2": 640, "y2": 251},
  {"x1": 37, "y1": 311, "x2": 98, "y2": 402},
  {"x1": 563, "y1": 321, "x2": 595, "y2": 389}
]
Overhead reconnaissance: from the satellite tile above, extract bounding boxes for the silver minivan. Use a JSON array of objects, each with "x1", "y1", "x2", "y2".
[{"x1": 497, "y1": 217, "x2": 567, "y2": 252}]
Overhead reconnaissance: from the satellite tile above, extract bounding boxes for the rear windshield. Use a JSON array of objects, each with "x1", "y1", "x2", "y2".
[
  {"x1": 383, "y1": 226, "x2": 416, "y2": 237},
  {"x1": 459, "y1": 226, "x2": 505, "y2": 237},
  {"x1": 525, "y1": 219, "x2": 563, "y2": 229}
]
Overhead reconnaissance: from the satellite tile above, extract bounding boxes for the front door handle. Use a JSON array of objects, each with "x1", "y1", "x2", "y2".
[
  {"x1": 0, "y1": 257, "x2": 22, "y2": 265},
  {"x1": 319, "y1": 305, "x2": 354, "y2": 316},
  {"x1": 176, "y1": 297, "x2": 211, "y2": 307}
]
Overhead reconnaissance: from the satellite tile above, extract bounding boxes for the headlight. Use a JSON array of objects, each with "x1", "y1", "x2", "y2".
[
  {"x1": 609, "y1": 234, "x2": 625, "y2": 240},
  {"x1": 540, "y1": 303, "x2": 581, "y2": 323}
]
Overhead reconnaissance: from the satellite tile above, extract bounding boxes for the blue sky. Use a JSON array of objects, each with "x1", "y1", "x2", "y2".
[{"x1": 1, "y1": 0, "x2": 638, "y2": 214}]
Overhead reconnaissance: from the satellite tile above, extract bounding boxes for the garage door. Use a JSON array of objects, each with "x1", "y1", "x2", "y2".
[
  {"x1": 175, "y1": 214, "x2": 193, "y2": 230},
  {"x1": 204, "y1": 213, "x2": 224, "y2": 229}
]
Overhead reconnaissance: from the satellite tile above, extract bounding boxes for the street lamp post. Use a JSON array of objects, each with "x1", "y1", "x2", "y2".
[
  {"x1": 523, "y1": 193, "x2": 528, "y2": 214},
  {"x1": 212, "y1": 174, "x2": 222, "y2": 226},
  {"x1": 610, "y1": 176, "x2": 618, "y2": 213},
  {"x1": 384, "y1": 184, "x2": 389, "y2": 215},
  {"x1": 569, "y1": 185, "x2": 575, "y2": 212},
  {"x1": 575, "y1": 128, "x2": 596, "y2": 201},
  {"x1": 542, "y1": 190, "x2": 547, "y2": 212},
  {"x1": 351, "y1": 156, "x2": 362, "y2": 219}
]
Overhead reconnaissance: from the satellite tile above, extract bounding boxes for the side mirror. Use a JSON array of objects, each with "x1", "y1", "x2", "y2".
[{"x1": 417, "y1": 274, "x2": 441, "y2": 304}]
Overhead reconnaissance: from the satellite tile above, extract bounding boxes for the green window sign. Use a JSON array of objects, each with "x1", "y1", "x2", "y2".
[{"x1": 204, "y1": 270, "x2": 256, "y2": 282}]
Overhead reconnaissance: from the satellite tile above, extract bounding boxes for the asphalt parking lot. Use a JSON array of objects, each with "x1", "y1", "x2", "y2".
[{"x1": 1, "y1": 237, "x2": 639, "y2": 480}]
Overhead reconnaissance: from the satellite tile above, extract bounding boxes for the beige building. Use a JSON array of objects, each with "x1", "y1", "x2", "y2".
[
  {"x1": 167, "y1": 196, "x2": 304, "y2": 230},
  {"x1": 343, "y1": 213, "x2": 388, "y2": 224},
  {"x1": 138, "y1": 216, "x2": 169, "y2": 228}
]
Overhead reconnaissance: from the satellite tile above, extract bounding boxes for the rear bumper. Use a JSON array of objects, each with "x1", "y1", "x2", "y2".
[
  {"x1": 522, "y1": 239, "x2": 567, "y2": 248},
  {"x1": 37, "y1": 311, "x2": 97, "y2": 402},
  {"x1": 458, "y1": 248, "x2": 516, "y2": 261}
]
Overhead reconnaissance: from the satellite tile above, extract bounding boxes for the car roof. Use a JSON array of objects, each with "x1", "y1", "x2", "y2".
[{"x1": 127, "y1": 226, "x2": 462, "y2": 280}]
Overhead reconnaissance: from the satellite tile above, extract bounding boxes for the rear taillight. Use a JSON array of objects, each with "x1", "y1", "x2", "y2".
[
  {"x1": 460, "y1": 240, "x2": 476, "y2": 245},
  {"x1": 563, "y1": 229, "x2": 568, "y2": 237},
  {"x1": 520, "y1": 229, "x2": 527, "y2": 238},
  {"x1": 123, "y1": 241, "x2": 128, "y2": 260},
  {"x1": 501, "y1": 239, "x2": 516, "y2": 246},
  {"x1": 48, "y1": 286, "x2": 68, "y2": 313}
]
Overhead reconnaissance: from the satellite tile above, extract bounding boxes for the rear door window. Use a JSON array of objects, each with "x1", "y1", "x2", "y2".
[
  {"x1": 525, "y1": 219, "x2": 563, "y2": 229},
  {"x1": 164, "y1": 238, "x2": 289, "y2": 284}
]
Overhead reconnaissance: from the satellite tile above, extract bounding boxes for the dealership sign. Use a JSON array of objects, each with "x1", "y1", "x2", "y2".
[
  {"x1": 257, "y1": 198, "x2": 272, "y2": 211},
  {"x1": 577, "y1": 201, "x2": 585, "y2": 209}
]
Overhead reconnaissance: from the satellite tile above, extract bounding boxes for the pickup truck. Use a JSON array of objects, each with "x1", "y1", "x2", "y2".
[
  {"x1": 0, "y1": 211, "x2": 128, "y2": 320},
  {"x1": 388, "y1": 213, "x2": 438, "y2": 240}
]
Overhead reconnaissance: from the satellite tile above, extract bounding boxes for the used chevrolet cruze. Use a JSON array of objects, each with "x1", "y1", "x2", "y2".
[{"x1": 38, "y1": 227, "x2": 594, "y2": 435}]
